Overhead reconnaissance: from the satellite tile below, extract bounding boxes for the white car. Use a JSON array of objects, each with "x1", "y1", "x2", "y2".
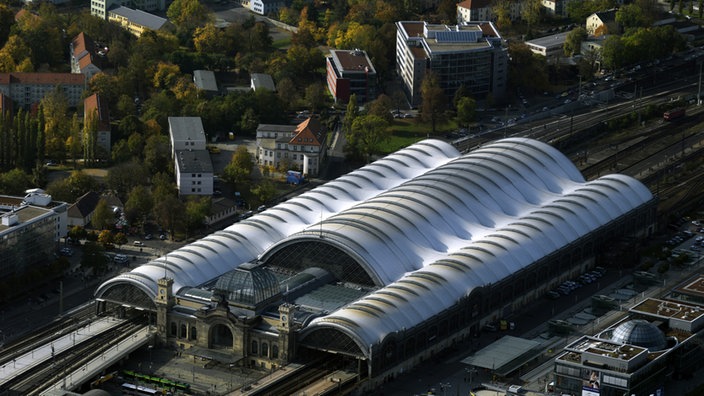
[{"x1": 133, "y1": 241, "x2": 144, "y2": 246}]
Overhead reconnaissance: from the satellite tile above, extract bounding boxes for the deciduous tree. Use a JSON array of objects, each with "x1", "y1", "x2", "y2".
[
  {"x1": 420, "y1": 72, "x2": 445, "y2": 134},
  {"x1": 348, "y1": 114, "x2": 389, "y2": 163},
  {"x1": 223, "y1": 145, "x2": 254, "y2": 186}
]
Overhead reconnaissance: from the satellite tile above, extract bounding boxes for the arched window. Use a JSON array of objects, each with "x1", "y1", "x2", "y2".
[
  {"x1": 170, "y1": 322, "x2": 177, "y2": 336},
  {"x1": 180, "y1": 324, "x2": 187, "y2": 338},
  {"x1": 190, "y1": 326, "x2": 197, "y2": 340},
  {"x1": 272, "y1": 344, "x2": 279, "y2": 359},
  {"x1": 261, "y1": 342, "x2": 269, "y2": 358},
  {"x1": 251, "y1": 340, "x2": 258, "y2": 355}
]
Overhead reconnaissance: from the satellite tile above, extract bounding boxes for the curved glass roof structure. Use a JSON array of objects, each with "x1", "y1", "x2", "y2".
[
  {"x1": 94, "y1": 140, "x2": 459, "y2": 302},
  {"x1": 96, "y1": 138, "x2": 654, "y2": 356},
  {"x1": 299, "y1": 138, "x2": 653, "y2": 352},
  {"x1": 608, "y1": 320, "x2": 667, "y2": 351}
]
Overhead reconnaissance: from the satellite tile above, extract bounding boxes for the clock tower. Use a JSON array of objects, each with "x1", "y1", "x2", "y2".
[
  {"x1": 277, "y1": 303, "x2": 296, "y2": 363},
  {"x1": 155, "y1": 277, "x2": 174, "y2": 343}
]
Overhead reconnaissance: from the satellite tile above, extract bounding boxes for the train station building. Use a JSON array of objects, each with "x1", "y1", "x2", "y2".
[{"x1": 94, "y1": 138, "x2": 657, "y2": 392}]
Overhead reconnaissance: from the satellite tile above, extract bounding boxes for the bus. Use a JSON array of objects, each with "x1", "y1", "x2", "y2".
[
  {"x1": 121, "y1": 383, "x2": 159, "y2": 395},
  {"x1": 664, "y1": 108, "x2": 686, "y2": 121}
]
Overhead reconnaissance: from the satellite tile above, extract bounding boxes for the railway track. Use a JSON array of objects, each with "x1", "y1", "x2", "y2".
[
  {"x1": 0, "y1": 302, "x2": 95, "y2": 367},
  {"x1": 1, "y1": 320, "x2": 145, "y2": 395},
  {"x1": 247, "y1": 360, "x2": 330, "y2": 396}
]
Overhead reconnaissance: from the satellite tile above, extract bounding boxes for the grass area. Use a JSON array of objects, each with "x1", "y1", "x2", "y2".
[
  {"x1": 380, "y1": 118, "x2": 458, "y2": 154},
  {"x1": 272, "y1": 37, "x2": 292, "y2": 49}
]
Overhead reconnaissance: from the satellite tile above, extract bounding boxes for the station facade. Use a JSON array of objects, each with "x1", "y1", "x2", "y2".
[{"x1": 94, "y1": 138, "x2": 657, "y2": 391}]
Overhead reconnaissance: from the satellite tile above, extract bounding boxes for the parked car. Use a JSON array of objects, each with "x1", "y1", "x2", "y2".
[
  {"x1": 546, "y1": 290, "x2": 561, "y2": 299},
  {"x1": 133, "y1": 241, "x2": 144, "y2": 246},
  {"x1": 144, "y1": 234, "x2": 153, "y2": 240}
]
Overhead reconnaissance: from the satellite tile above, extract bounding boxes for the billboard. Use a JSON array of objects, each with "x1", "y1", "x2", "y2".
[{"x1": 581, "y1": 369, "x2": 600, "y2": 396}]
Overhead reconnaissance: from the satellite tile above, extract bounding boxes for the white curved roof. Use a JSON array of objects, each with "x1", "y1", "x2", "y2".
[
  {"x1": 302, "y1": 138, "x2": 654, "y2": 349},
  {"x1": 95, "y1": 140, "x2": 460, "y2": 300}
]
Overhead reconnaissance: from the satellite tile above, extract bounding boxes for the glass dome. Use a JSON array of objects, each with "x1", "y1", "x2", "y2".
[
  {"x1": 610, "y1": 319, "x2": 667, "y2": 351},
  {"x1": 214, "y1": 262, "x2": 280, "y2": 307}
]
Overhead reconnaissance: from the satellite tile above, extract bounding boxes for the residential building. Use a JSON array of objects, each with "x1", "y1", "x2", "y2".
[
  {"x1": 237, "y1": 0, "x2": 285, "y2": 16},
  {"x1": 168, "y1": 117, "x2": 207, "y2": 154},
  {"x1": 193, "y1": 70, "x2": 219, "y2": 97},
  {"x1": 256, "y1": 117, "x2": 327, "y2": 177},
  {"x1": 70, "y1": 32, "x2": 105, "y2": 81},
  {"x1": 96, "y1": 138, "x2": 656, "y2": 391},
  {"x1": 587, "y1": 9, "x2": 619, "y2": 37},
  {"x1": 325, "y1": 49, "x2": 378, "y2": 104},
  {"x1": 541, "y1": 0, "x2": 576, "y2": 17},
  {"x1": 67, "y1": 191, "x2": 101, "y2": 227},
  {"x1": 84, "y1": 93, "x2": 111, "y2": 160},
  {"x1": 0, "y1": 73, "x2": 86, "y2": 109},
  {"x1": 525, "y1": 31, "x2": 570, "y2": 61},
  {"x1": 250, "y1": 73, "x2": 276, "y2": 92},
  {"x1": 107, "y1": 6, "x2": 170, "y2": 37},
  {"x1": 174, "y1": 150, "x2": 213, "y2": 196},
  {"x1": 456, "y1": 0, "x2": 521, "y2": 22},
  {"x1": 0, "y1": 93, "x2": 12, "y2": 118},
  {"x1": 0, "y1": 190, "x2": 67, "y2": 283},
  {"x1": 395, "y1": 21, "x2": 508, "y2": 106},
  {"x1": 168, "y1": 117, "x2": 213, "y2": 197},
  {"x1": 457, "y1": 0, "x2": 492, "y2": 23},
  {"x1": 91, "y1": 0, "x2": 165, "y2": 19}
]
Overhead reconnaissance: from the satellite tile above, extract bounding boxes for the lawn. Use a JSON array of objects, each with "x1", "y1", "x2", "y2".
[{"x1": 379, "y1": 117, "x2": 458, "y2": 154}]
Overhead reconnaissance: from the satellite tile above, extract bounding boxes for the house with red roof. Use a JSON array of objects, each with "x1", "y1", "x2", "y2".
[
  {"x1": 70, "y1": 33, "x2": 105, "y2": 81},
  {"x1": 256, "y1": 117, "x2": 327, "y2": 177}
]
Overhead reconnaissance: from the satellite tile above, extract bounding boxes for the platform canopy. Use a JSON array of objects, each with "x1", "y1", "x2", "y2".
[{"x1": 461, "y1": 335, "x2": 542, "y2": 377}]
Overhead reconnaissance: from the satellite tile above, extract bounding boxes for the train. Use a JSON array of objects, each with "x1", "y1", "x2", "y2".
[{"x1": 663, "y1": 107, "x2": 686, "y2": 121}]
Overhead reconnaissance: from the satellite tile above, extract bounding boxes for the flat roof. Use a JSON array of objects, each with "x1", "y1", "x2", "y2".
[
  {"x1": 175, "y1": 149, "x2": 213, "y2": 174},
  {"x1": 631, "y1": 297, "x2": 704, "y2": 322},
  {"x1": 525, "y1": 32, "x2": 570, "y2": 49},
  {"x1": 330, "y1": 50, "x2": 376, "y2": 74},
  {"x1": 0, "y1": 205, "x2": 54, "y2": 233},
  {"x1": 461, "y1": 335, "x2": 542, "y2": 374}
]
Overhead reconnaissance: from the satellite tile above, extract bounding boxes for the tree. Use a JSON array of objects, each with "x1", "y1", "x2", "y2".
[
  {"x1": 304, "y1": 82, "x2": 327, "y2": 114},
  {"x1": 564, "y1": 27, "x2": 587, "y2": 57},
  {"x1": 184, "y1": 196, "x2": 210, "y2": 237},
  {"x1": 114, "y1": 232, "x2": 127, "y2": 248},
  {"x1": 0, "y1": 5, "x2": 14, "y2": 48},
  {"x1": 251, "y1": 179, "x2": 276, "y2": 205},
  {"x1": 97, "y1": 229, "x2": 114, "y2": 247},
  {"x1": 420, "y1": 72, "x2": 445, "y2": 135},
  {"x1": 0, "y1": 168, "x2": 32, "y2": 195},
  {"x1": 108, "y1": 161, "x2": 148, "y2": 200},
  {"x1": 456, "y1": 97, "x2": 476, "y2": 129},
  {"x1": 521, "y1": 0, "x2": 542, "y2": 33},
  {"x1": 367, "y1": 94, "x2": 394, "y2": 124},
  {"x1": 240, "y1": 108, "x2": 259, "y2": 135},
  {"x1": 343, "y1": 94, "x2": 359, "y2": 135},
  {"x1": 92, "y1": 199, "x2": 114, "y2": 230},
  {"x1": 223, "y1": 145, "x2": 254, "y2": 186},
  {"x1": 153, "y1": 194, "x2": 184, "y2": 240},
  {"x1": 493, "y1": 0, "x2": 512, "y2": 29},
  {"x1": 81, "y1": 241, "x2": 108, "y2": 275},
  {"x1": 167, "y1": 0, "x2": 212, "y2": 31},
  {"x1": 348, "y1": 114, "x2": 389, "y2": 163},
  {"x1": 124, "y1": 184, "x2": 153, "y2": 226}
]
